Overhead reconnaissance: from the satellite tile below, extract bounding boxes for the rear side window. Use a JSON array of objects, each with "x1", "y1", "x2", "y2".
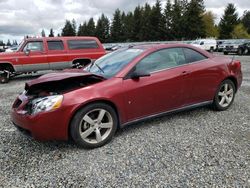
[
  {"x1": 183, "y1": 48, "x2": 207, "y2": 63},
  {"x1": 67, "y1": 40, "x2": 99, "y2": 50},
  {"x1": 47, "y1": 41, "x2": 64, "y2": 50}
]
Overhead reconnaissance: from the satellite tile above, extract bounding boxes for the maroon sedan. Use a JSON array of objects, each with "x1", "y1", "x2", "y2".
[{"x1": 11, "y1": 44, "x2": 242, "y2": 148}]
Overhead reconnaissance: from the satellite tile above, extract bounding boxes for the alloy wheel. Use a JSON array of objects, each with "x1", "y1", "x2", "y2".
[
  {"x1": 79, "y1": 108, "x2": 113, "y2": 144},
  {"x1": 218, "y1": 83, "x2": 234, "y2": 108}
]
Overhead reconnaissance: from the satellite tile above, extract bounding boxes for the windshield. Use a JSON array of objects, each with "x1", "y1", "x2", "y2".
[{"x1": 84, "y1": 48, "x2": 144, "y2": 78}]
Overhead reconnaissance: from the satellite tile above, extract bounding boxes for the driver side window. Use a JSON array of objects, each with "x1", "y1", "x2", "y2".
[
  {"x1": 23, "y1": 41, "x2": 44, "y2": 52},
  {"x1": 135, "y1": 48, "x2": 186, "y2": 73}
]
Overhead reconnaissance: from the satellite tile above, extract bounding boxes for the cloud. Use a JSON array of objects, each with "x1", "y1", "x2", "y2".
[{"x1": 0, "y1": 0, "x2": 248, "y2": 43}]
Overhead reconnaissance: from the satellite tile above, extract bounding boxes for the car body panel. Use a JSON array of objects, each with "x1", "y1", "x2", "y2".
[{"x1": 11, "y1": 44, "x2": 242, "y2": 141}]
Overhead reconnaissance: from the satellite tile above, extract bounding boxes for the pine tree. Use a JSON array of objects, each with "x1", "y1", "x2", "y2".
[
  {"x1": 49, "y1": 28, "x2": 54, "y2": 37},
  {"x1": 122, "y1": 12, "x2": 134, "y2": 42},
  {"x1": 62, "y1": 20, "x2": 76, "y2": 36},
  {"x1": 7, "y1": 39, "x2": 11, "y2": 46},
  {"x1": 87, "y1": 18, "x2": 96, "y2": 36},
  {"x1": 132, "y1": 6, "x2": 143, "y2": 41},
  {"x1": 171, "y1": 0, "x2": 183, "y2": 40},
  {"x1": 149, "y1": 0, "x2": 166, "y2": 41},
  {"x1": 219, "y1": 3, "x2": 239, "y2": 39},
  {"x1": 164, "y1": 0, "x2": 173, "y2": 40},
  {"x1": 41, "y1": 29, "x2": 46, "y2": 37},
  {"x1": 110, "y1": 9, "x2": 122, "y2": 42},
  {"x1": 95, "y1": 14, "x2": 110, "y2": 42},
  {"x1": 184, "y1": 0, "x2": 206, "y2": 40}
]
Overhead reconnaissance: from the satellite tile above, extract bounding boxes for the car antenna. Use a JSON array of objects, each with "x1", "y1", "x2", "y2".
[{"x1": 230, "y1": 55, "x2": 235, "y2": 64}]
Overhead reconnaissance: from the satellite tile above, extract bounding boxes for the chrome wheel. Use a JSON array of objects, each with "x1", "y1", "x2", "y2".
[
  {"x1": 79, "y1": 109, "x2": 113, "y2": 144},
  {"x1": 218, "y1": 83, "x2": 234, "y2": 108}
]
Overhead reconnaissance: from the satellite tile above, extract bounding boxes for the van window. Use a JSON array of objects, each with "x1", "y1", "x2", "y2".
[
  {"x1": 47, "y1": 41, "x2": 64, "y2": 50},
  {"x1": 67, "y1": 40, "x2": 99, "y2": 50}
]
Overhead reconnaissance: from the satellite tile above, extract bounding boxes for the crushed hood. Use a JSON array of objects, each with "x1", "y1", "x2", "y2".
[
  {"x1": 25, "y1": 70, "x2": 105, "y2": 95},
  {"x1": 26, "y1": 70, "x2": 104, "y2": 88}
]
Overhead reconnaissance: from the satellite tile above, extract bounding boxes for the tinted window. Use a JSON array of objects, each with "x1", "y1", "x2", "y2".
[
  {"x1": 183, "y1": 48, "x2": 207, "y2": 63},
  {"x1": 136, "y1": 48, "x2": 186, "y2": 73},
  {"x1": 23, "y1": 41, "x2": 43, "y2": 52},
  {"x1": 47, "y1": 41, "x2": 64, "y2": 50},
  {"x1": 67, "y1": 40, "x2": 98, "y2": 49}
]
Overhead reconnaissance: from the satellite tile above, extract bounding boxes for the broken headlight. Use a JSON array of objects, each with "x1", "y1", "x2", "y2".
[{"x1": 31, "y1": 95, "x2": 63, "y2": 115}]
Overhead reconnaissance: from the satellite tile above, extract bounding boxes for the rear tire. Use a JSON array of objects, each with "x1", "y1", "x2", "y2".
[
  {"x1": 70, "y1": 103, "x2": 118, "y2": 148},
  {"x1": 212, "y1": 79, "x2": 236, "y2": 111}
]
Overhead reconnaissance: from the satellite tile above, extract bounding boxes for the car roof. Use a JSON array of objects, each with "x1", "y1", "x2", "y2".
[{"x1": 131, "y1": 43, "x2": 213, "y2": 56}]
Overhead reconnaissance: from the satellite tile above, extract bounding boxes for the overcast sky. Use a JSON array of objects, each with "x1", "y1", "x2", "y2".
[{"x1": 0, "y1": 0, "x2": 249, "y2": 43}]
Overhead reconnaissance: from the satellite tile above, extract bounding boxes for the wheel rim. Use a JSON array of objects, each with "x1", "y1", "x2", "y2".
[
  {"x1": 218, "y1": 83, "x2": 234, "y2": 108},
  {"x1": 79, "y1": 108, "x2": 113, "y2": 144}
]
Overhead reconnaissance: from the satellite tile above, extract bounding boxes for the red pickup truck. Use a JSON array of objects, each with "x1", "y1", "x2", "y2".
[{"x1": 0, "y1": 36, "x2": 105, "y2": 83}]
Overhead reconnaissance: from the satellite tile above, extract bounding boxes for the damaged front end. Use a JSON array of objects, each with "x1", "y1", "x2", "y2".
[{"x1": 13, "y1": 72, "x2": 105, "y2": 115}]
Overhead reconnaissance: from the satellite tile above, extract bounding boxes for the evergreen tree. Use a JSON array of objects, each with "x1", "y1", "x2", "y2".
[
  {"x1": 149, "y1": 0, "x2": 166, "y2": 41},
  {"x1": 164, "y1": 0, "x2": 173, "y2": 40},
  {"x1": 41, "y1": 29, "x2": 46, "y2": 37},
  {"x1": 62, "y1": 20, "x2": 76, "y2": 36},
  {"x1": 7, "y1": 39, "x2": 11, "y2": 46},
  {"x1": 72, "y1": 19, "x2": 77, "y2": 35},
  {"x1": 171, "y1": 0, "x2": 183, "y2": 39},
  {"x1": 49, "y1": 28, "x2": 54, "y2": 37},
  {"x1": 77, "y1": 22, "x2": 88, "y2": 36},
  {"x1": 132, "y1": 6, "x2": 143, "y2": 41},
  {"x1": 110, "y1": 9, "x2": 123, "y2": 42},
  {"x1": 122, "y1": 12, "x2": 134, "y2": 42},
  {"x1": 95, "y1": 14, "x2": 110, "y2": 42},
  {"x1": 87, "y1": 18, "x2": 96, "y2": 36},
  {"x1": 219, "y1": 3, "x2": 239, "y2": 39},
  {"x1": 184, "y1": 0, "x2": 205, "y2": 40},
  {"x1": 241, "y1": 11, "x2": 250, "y2": 34}
]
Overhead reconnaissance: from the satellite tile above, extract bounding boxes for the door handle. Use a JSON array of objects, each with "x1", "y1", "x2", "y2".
[{"x1": 181, "y1": 71, "x2": 191, "y2": 76}]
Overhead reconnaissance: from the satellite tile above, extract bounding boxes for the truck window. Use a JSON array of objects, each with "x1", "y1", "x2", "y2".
[
  {"x1": 67, "y1": 40, "x2": 99, "y2": 50},
  {"x1": 23, "y1": 41, "x2": 43, "y2": 52},
  {"x1": 47, "y1": 41, "x2": 64, "y2": 50}
]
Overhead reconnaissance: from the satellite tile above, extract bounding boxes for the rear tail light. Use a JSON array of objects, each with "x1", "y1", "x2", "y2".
[{"x1": 232, "y1": 60, "x2": 241, "y2": 70}]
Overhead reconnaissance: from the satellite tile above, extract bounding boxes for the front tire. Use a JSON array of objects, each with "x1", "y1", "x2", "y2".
[
  {"x1": 212, "y1": 79, "x2": 236, "y2": 111},
  {"x1": 0, "y1": 71, "x2": 10, "y2": 84},
  {"x1": 70, "y1": 103, "x2": 118, "y2": 148}
]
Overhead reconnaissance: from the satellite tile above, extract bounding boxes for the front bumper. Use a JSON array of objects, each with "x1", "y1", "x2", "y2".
[
  {"x1": 11, "y1": 95, "x2": 73, "y2": 141},
  {"x1": 224, "y1": 48, "x2": 238, "y2": 53}
]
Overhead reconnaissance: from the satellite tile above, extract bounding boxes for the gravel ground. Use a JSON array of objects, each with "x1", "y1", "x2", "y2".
[{"x1": 0, "y1": 55, "x2": 249, "y2": 187}]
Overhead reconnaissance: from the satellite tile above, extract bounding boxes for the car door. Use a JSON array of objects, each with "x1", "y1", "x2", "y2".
[
  {"x1": 182, "y1": 47, "x2": 219, "y2": 105},
  {"x1": 46, "y1": 40, "x2": 69, "y2": 70},
  {"x1": 19, "y1": 41, "x2": 49, "y2": 72},
  {"x1": 122, "y1": 48, "x2": 190, "y2": 122}
]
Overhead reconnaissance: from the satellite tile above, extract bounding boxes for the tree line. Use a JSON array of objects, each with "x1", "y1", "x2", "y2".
[{"x1": 36, "y1": 0, "x2": 248, "y2": 43}]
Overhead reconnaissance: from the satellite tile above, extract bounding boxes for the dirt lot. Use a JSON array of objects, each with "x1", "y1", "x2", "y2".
[{"x1": 0, "y1": 55, "x2": 249, "y2": 187}]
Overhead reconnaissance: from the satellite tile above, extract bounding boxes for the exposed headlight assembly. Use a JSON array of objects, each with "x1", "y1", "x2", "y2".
[{"x1": 31, "y1": 95, "x2": 63, "y2": 115}]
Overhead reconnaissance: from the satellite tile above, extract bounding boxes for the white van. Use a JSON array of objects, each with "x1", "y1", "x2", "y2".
[{"x1": 191, "y1": 39, "x2": 217, "y2": 52}]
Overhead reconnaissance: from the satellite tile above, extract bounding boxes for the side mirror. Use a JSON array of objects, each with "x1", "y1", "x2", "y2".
[
  {"x1": 24, "y1": 49, "x2": 30, "y2": 56},
  {"x1": 130, "y1": 70, "x2": 151, "y2": 79}
]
